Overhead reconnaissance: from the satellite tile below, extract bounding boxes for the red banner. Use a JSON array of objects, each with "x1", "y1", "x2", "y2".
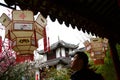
[
  {"x1": 0, "y1": 36, "x2": 2, "y2": 53},
  {"x1": 43, "y1": 27, "x2": 47, "y2": 52}
]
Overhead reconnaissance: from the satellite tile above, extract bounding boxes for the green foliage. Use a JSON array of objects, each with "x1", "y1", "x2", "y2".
[
  {"x1": 116, "y1": 44, "x2": 120, "y2": 60},
  {"x1": 88, "y1": 47, "x2": 117, "y2": 80},
  {"x1": 42, "y1": 67, "x2": 71, "y2": 80}
]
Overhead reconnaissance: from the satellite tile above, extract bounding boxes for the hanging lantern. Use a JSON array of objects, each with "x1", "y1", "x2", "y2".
[
  {"x1": 90, "y1": 51, "x2": 105, "y2": 59},
  {"x1": 103, "y1": 38, "x2": 108, "y2": 51},
  {"x1": 90, "y1": 51, "x2": 105, "y2": 65},
  {"x1": 0, "y1": 10, "x2": 47, "y2": 55},
  {"x1": 90, "y1": 38, "x2": 103, "y2": 52},
  {"x1": 84, "y1": 37, "x2": 108, "y2": 65},
  {"x1": 83, "y1": 40, "x2": 91, "y2": 52},
  {"x1": 0, "y1": 10, "x2": 47, "y2": 63},
  {"x1": 0, "y1": 13, "x2": 11, "y2": 27},
  {"x1": 16, "y1": 54, "x2": 33, "y2": 63}
]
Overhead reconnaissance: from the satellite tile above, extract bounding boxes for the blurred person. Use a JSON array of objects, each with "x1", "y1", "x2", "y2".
[{"x1": 70, "y1": 51, "x2": 104, "y2": 80}]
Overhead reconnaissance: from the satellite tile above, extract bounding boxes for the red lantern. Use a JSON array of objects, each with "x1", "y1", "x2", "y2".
[{"x1": 16, "y1": 54, "x2": 33, "y2": 63}]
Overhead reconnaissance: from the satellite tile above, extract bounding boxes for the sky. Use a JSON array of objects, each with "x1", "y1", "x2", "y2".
[{"x1": 0, "y1": 0, "x2": 96, "y2": 51}]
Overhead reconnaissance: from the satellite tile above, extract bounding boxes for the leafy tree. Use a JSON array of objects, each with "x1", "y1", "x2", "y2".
[
  {"x1": 0, "y1": 38, "x2": 16, "y2": 79},
  {"x1": 116, "y1": 44, "x2": 120, "y2": 60},
  {"x1": 88, "y1": 46, "x2": 117, "y2": 80},
  {"x1": 42, "y1": 67, "x2": 71, "y2": 80}
]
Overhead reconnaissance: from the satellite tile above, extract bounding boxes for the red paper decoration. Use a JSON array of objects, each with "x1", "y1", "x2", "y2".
[
  {"x1": 16, "y1": 54, "x2": 33, "y2": 63},
  {"x1": 0, "y1": 36, "x2": 2, "y2": 53}
]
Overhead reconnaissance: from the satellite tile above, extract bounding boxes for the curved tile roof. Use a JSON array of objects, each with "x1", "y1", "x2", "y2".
[{"x1": 38, "y1": 40, "x2": 78, "y2": 54}]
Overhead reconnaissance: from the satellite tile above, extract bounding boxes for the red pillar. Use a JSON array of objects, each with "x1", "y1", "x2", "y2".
[
  {"x1": 34, "y1": 29, "x2": 37, "y2": 47},
  {"x1": 0, "y1": 36, "x2": 2, "y2": 53},
  {"x1": 8, "y1": 30, "x2": 11, "y2": 49},
  {"x1": 43, "y1": 27, "x2": 47, "y2": 52}
]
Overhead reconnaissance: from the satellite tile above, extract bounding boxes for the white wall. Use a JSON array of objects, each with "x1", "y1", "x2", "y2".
[
  {"x1": 56, "y1": 47, "x2": 66, "y2": 58},
  {"x1": 43, "y1": 54, "x2": 47, "y2": 62},
  {"x1": 56, "y1": 48, "x2": 60, "y2": 58},
  {"x1": 61, "y1": 48, "x2": 65, "y2": 57}
]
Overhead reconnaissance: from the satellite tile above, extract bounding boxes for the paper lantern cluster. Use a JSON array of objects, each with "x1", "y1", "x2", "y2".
[
  {"x1": 0, "y1": 10, "x2": 47, "y2": 55},
  {"x1": 84, "y1": 38, "x2": 108, "y2": 65},
  {"x1": 0, "y1": 10, "x2": 47, "y2": 63}
]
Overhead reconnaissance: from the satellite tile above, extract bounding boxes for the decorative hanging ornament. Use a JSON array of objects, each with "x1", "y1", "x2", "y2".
[
  {"x1": 84, "y1": 37, "x2": 108, "y2": 65},
  {"x1": 0, "y1": 10, "x2": 47, "y2": 63}
]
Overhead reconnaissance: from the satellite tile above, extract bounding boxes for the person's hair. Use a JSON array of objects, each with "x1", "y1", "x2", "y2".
[{"x1": 75, "y1": 51, "x2": 88, "y2": 67}]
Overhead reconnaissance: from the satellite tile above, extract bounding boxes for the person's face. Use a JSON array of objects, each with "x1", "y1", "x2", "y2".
[{"x1": 71, "y1": 54, "x2": 84, "y2": 71}]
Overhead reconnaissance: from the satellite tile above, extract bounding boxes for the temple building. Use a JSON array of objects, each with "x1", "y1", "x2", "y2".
[{"x1": 37, "y1": 40, "x2": 79, "y2": 69}]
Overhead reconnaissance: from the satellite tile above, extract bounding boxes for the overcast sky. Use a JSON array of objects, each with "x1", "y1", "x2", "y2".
[{"x1": 0, "y1": 0, "x2": 96, "y2": 50}]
